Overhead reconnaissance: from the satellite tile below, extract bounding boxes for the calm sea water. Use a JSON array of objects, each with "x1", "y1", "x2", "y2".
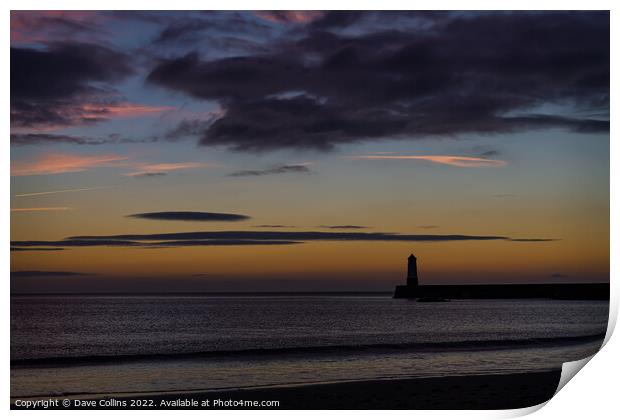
[{"x1": 11, "y1": 295, "x2": 608, "y2": 398}]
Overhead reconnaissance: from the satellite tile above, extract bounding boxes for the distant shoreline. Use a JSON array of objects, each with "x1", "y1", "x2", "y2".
[
  {"x1": 10, "y1": 291, "x2": 394, "y2": 297},
  {"x1": 10, "y1": 285, "x2": 610, "y2": 298},
  {"x1": 11, "y1": 370, "x2": 562, "y2": 410}
]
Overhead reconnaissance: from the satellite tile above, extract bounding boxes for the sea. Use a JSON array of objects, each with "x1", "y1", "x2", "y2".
[{"x1": 10, "y1": 294, "x2": 608, "y2": 399}]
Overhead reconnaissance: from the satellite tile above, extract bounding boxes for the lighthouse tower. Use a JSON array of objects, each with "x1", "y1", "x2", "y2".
[{"x1": 407, "y1": 254, "x2": 419, "y2": 288}]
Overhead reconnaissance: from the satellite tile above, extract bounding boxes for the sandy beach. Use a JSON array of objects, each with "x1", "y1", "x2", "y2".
[{"x1": 12, "y1": 370, "x2": 562, "y2": 410}]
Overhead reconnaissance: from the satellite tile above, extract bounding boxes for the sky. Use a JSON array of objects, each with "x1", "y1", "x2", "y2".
[{"x1": 10, "y1": 11, "x2": 609, "y2": 293}]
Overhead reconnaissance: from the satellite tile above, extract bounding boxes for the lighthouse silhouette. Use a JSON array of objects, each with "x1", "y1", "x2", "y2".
[{"x1": 407, "y1": 254, "x2": 419, "y2": 288}]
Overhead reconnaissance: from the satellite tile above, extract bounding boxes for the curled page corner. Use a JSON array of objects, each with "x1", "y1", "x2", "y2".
[
  {"x1": 602, "y1": 297, "x2": 617, "y2": 347},
  {"x1": 555, "y1": 355, "x2": 595, "y2": 396},
  {"x1": 553, "y1": 308, "x2": 616, "y2": 396},
  {"x1": 499, "y1": 401, "x2": 549, "y2": 418},
  {"x1": 556, "y1": 312, "x2": 614, "y2": 397},
  {"x1": 505, "y1": 352, "x2": 601, "y2": 418}
]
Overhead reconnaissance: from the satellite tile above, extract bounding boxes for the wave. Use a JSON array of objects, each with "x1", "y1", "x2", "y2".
[{"x1": 11, "y1": 333, "x2": 605, "y2": 368}]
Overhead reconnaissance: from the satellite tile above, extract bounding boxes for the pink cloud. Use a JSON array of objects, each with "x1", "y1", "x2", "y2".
[
  {"x1": 254, "y1": 11, "x2": 325, "y2": 24},
  {"x1": 350, "y1": 155, "x2": 507, "y2": 168},
  {"x1": 11, "y1": 153, "x2": 128, "y2": 176},
  {"x1": 126, "y1": 162, "x2": 213, "y2": 177},
  {"x1": 11, "y1": 153, "x2": 214, "y2": 177},
  {"x1": 11, "y1": 11, "x2": 104, "y2": 44},
  {"x1": 11, "y1": 102, "x2": 175, "y2": 132},
  {"x1": 78, "y1": 103, "x2": 175, "y2": 120}
]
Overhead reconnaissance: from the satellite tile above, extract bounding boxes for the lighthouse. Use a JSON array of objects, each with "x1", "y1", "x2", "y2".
[{"x1": 407, "y1": 254, "x2": 419, "y2": 288}]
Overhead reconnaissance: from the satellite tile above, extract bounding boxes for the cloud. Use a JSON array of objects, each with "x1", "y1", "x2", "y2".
[
  {"x1": 14, "y1": 186, "x2": 112, "y2": 197},
  {"x1": 76, "y1": 103, "x2": 173, "y2": 119},
  {"x1": 146, "y1": 12, "x2": 608, "y2": 151},
  {"x1": 509, "y1": 238, "x2": 557, "y2": 242},
  {"x1": 151, "y1": 14, "x2": 274, "y2": 52},
  {"x1": 228, "y1": 163, "x2": 311, "y2": 177},
  {"x1": 130, "y1": 172, "x2": 167, "y2": 178},
  {"x1": 492, "y1": 194, "x2": 518, "y2": 198},
  {"x1": 11, "y1": 247, "x2": 65, "y2": 252},
  {"x1": 164, "y1": 112, "x2": 226, "y2": 141},
  {"x1": 11, "y1": 153, "x2": 128, "y2": 176},
  {"x1": 350, "y1": 155, "x2": 507, "y2": 168},
  {"x1": 125, "y1": 162, "x2": 211, "y2": 177},
  {"x1": 11, "y1": 207, "x2": 71, "y2": 212},
  {"x1": 418, "y1": 225, "x2": 440, "y2": 229},
  {"x1": 11, "y1": 11, "x2": 104, "y2": 44},
  {"x1": 69, "y1": 230, "x2": 512, "y2": 242},
  {"x1": 10, "y1": 132, "x2": 164, "y2": 146},
  {"x1": 11, "y1": 101, "x2": 171, "y2": 131},
  {"x1": 145, "y1": 240, "x2": 300, "y2": 246},
  {"x1": 11, "y1": 240, "x2": 143, "y2": 247},
  {"x1": 10, "y1": 239, "x2": 299, "y2": 249},
  {"x1": 550, "y1": 273, "x2": 573, "y2": 278},
  {"x1": 254, "y1": 11, "x2": 326, "y2": 24},
  {"x1": 11, "y1": 271, "x2": 88, "y2": 277},
  {"x1": 11, "y1": 133, "x2": 106, "y2": 146},
  {"x1": 306, "y1": 11, "x2": 365, "y2": 30},
  {"x1": 153, "y1": 19, "x2": 214, "y2": 44},
  {"x1": 13, "y1": 229, "x2": 554, "y2": 250},
  {"x1": 253, "y1": 225, "x2": 296, "y2": 228},
  {"x1": 10, "y1": 153, "x2": 212, "y2": 177},
  {"x1": 128, "y1": 211, "x2": 250, "y2": 222},
  {"x1": 319, "y1": 225, "x2": 370, "y2": 229},
  {"x1": 477, "y1": 150, "x2": 501, "y2": 158},
  {"x1": 11, "y1": 42, "x2": 135, "y2": 129}
]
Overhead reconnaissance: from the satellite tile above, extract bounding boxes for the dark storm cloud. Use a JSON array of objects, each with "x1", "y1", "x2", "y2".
[
  {"x1": 11, "y1": 42, "x2": 133, "y2": 128},
  {"x1": 11, "y1": 271, "x2": 87, "y2": 277},
  {"x1": 148, "y1": 11, "x2": 609, "y2": 152},
  {"x1": 128, "y1": 211, "x2": 250, "y2": 222},
  {"x1": 318, "y1": 225, "x2": 370, "y2": 229},
  {"x1": 228, "y1": 164, "x2": 311, "y2": 177}
]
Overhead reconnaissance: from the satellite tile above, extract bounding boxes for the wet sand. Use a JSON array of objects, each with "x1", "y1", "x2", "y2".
[{"x1": 12, "y1": 370, "x2": 562, "y2": 410}]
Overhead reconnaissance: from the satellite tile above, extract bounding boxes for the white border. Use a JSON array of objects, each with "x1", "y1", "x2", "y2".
[{"x1": 4, "y1": 1, "x2": 617, "y2": 419}]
